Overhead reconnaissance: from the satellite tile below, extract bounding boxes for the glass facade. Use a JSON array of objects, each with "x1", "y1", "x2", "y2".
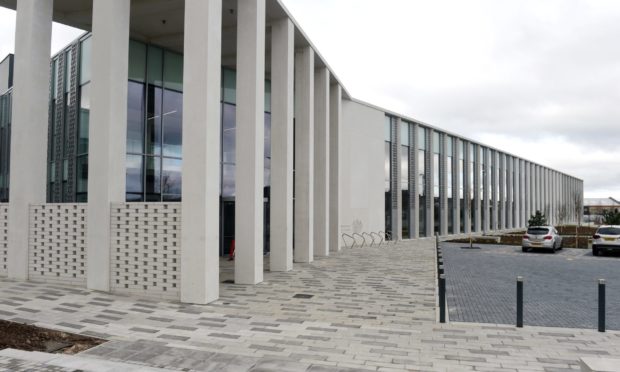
[
  {"x1": 401, "y1": 121, "x2": 410, "y2": 239},
  {"x1": 447, "y1": 136, "x2": 453, "y2": 234},
  {"x1": 384, "y1": 116, "x2": 392, "y2": 238},
  {"x1": 459, "y1": 140, "x2": 464, "y2": 233},
  {"x1": 469, "y1": 143, "x2": 475, "y2": 232},
  {"x1": 432, "y1": 132, "x2": 440, "y2": 234},
  {"x1": 418, "y1": 126, "x2": 426, "y2": 237}
]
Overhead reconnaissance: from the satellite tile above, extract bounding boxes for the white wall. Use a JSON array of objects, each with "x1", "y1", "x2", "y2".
[{"x1": 341, "y1": 99, "x2": 385, "y2": 237}]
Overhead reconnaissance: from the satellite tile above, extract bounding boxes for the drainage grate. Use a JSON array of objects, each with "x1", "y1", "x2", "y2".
[
  {"x1": 222, "y1": 279, "x2": 235, "y2": 284},
  {"x1": 293, "y1": 294, "x2": 314, "y2": 299}
]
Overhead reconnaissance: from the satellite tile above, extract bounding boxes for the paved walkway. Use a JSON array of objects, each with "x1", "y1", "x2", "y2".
[
  {"x1": 0, "y1": 239, "x2": 619, "y2": 371},
  {"x1": 442, "y1": 242, "x2": 620, "y2": 329}
]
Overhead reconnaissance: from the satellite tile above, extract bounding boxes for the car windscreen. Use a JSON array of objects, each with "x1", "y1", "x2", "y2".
[
  {"x1": 527, "y1": 227, "x2": 549, "y2": 235},
  {"x1": 597, "y1": 227, "x2": 620, "y2": 235}
]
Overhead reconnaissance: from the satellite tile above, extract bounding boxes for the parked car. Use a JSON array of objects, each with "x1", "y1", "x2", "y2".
[
  {"x1": 592, "y1": 225, "x2": 620, "y2": 256},
  {"x1": 522, "y1": 226, "x2": 563, "y2": 253}
]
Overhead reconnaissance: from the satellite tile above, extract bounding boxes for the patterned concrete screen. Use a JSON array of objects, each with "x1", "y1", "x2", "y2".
[
  {"x1": 111, "y1": 203, "x2": 181, "y2": 301},
  {"x1": 28, "y1": 204, "x2": 87, "y2": 286},
  {"x1": 0, "y1": 204, "x2": 7, "y2": 276}
]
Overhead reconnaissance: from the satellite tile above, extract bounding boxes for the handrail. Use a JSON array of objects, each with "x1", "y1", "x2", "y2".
[
  {"x1": 362, "y1": 232, "x2": 375, "y2": 246},
  {"x1": 341, "y1": 233, "x2": 356, "y2": 249},
  {"x1": 371, "y1": 231, "x2": 384, "y2": 245},
  {"x1": 352, "y1": 233, "x2": 366, "y2": 247}
]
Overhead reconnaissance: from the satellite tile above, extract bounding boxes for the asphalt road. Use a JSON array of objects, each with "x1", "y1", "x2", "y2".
[{"x1": 442, "y1": 242, "x2": 620, "y2": 330}]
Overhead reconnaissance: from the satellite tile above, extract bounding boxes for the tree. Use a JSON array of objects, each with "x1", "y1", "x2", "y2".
[
  {"x1": 602, "y1": 209, "x2": 620, "y2": 225},
  {"x1": 528, "y1": 210, "x2": 547, "y2": 227},
  {"x1": 573, "y1": 191, "x2": 583, "y2": 247}
]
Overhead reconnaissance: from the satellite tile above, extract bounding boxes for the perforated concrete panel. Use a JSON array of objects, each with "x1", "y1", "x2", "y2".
[
  {"x1": 0, "y1": 204, "x2": 7, "y2": 276},
  {"x1": 111, "y1": 203, "x2": 181, "y2": 300},
  {"x1": 28, "y1": 204, "x2": 87, "y2": 286}
]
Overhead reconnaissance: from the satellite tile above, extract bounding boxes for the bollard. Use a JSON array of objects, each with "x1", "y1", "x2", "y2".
[
  {"x1": 439, "y1": 274, "x2": 446, "y2": 323},
  {"x1": 516, "y1": 276, "x2": 523, "y2": 328},
  {"x1": 598, "y1": 279, "x2": 606, "y2": 332},
  {"x1": 439, "y1": 264, "x2": 444, "y2": 276}
]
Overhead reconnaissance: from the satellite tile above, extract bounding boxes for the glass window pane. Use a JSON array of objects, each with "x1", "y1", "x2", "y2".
[
  {"x1": 162, "y1": 89, "x2": 182, "y2": 158},
  {"x1": 384, "y1": 142, "x2": 391, "y2": 192},
  {"x1": 128, "y1": 40, "x2": 146, "y2": 83},
  {"x1": 52, "y1": 59, "x2": 58, "y2": 99},
  {"x1": 163, "y1": 50, "x2": 183, "y2": 92},
  {"x1": 64, "y1": 51, "x2": 72, "y2": 93},
  {"x1": 264, "y1": 112, "x2": 271, "y2": 159},
  {"x1": 79, "y1": 37, "x2": 91, "y2": 85},
  {"x1": 384, "y1": 116, "x2": 392, "y2": 142},
  {"x1": 126, "y1": 154, "x2": 144, "y2": 200},
  {"x1": 147, "y1": 46, "x2": 163, "y2": 87},
  {"x1": 222, "y1": 164, "x2": 235, "y2": 197},
  {"x1": 400, "y1": 121, "x2": 409, "y2": 146},
  {"x1": 223, "y1": 69, "x2": 236, "y2": 104},
  {"x1": 401, "y1": 146, "x2": 409, "y2": 190},
  {"x1": 127, "y1": 81, "x2": 145, "y2": 154},
  {"x1": 78, "y1": 84, "x2": 90, "y2": 155},
  {"x1": 145, "y1": 156, "x2": 161, "y2": 201},
  {"x1": 433, "y1": 132, "x2": 440, "y2": 153},
  {"x1": 146, "y1": 85, "x2": 162, "y2": 155},
  {"x1": 162, "y1": 158, "x2": 182, "y2": 198},
  {"x1": 418, "y1": 127, "x2": 426, "y2": 150},
  {"x1": 222, "y1": 103, "x2": 236, "y2": 163},
  {"x1": 264, "y1": 79, "x2": 271, "y2": 113},
  {"x1": 76, "y1": 156, "x2": 88, "y2": 194}
]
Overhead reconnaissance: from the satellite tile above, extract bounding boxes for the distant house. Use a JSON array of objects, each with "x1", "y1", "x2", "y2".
[{"x1": 584, "y1": 197, "x2": 620, "y2": 223}]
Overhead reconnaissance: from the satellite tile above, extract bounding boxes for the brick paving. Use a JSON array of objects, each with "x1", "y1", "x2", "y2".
[
  {"x1": 0, "y1": 239, "x2": 618, "y2": 371},
  {"x1": 442, "y1": 242, "x2": 620, "y2": 330}
]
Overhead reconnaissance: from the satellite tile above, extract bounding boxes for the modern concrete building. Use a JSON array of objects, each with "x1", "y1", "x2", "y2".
[{"x1": 0, "y1": 0, "x2": 583, "y2": 304}]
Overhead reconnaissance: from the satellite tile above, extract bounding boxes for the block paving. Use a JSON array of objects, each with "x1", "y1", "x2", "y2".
[{"x1": 0, "y1": 239, "x2": 618, "y2": 371}]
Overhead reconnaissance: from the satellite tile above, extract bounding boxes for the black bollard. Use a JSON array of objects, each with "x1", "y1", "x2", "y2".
[
  {"x1": 439, "y1": 264, "x2": 444, "y2": 276},
  {"x1": 598, "y1": 279, "x2": 606, "y2": 332},
  {"x1": 516, "y1": 276, "x2": 523, "y2": 328},
  {"x1": 439, "y1": 274, "x2": 446, "y2": 323}
]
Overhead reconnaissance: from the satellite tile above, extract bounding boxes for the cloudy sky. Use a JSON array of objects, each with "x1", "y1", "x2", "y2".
[{"x1": 1, "y1": 1, "x2": 618, "y2": 198}]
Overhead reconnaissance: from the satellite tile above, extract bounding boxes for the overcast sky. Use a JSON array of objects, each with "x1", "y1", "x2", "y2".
[{"x1": 1, "y1": 1, "x2": 618, "y2": 198}]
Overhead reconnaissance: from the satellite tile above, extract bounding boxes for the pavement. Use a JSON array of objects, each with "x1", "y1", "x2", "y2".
[
  {"x1": 442, "y1": 242, "x2": 620, "y2": 330},
  {"x1": 0, "y1": 239, "x2": 618, "y2": 371}
]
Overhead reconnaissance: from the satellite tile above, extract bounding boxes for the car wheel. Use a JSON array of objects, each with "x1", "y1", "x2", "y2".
[
  {"x1": 593, "y1": 246, "x2": 599, "y2": 256},
  {"x1": 522, "y1": 247, "x2": 528, "y2": 253}
]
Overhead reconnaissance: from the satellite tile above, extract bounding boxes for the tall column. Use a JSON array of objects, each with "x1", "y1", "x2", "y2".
[
  {"x1": 329, "y1": 84, "x2": 342, "y2": 252},
  {"x1": 506, "y1": 156, "x2": 513, "y2": 229},
  {"x1": 439, "y1": 134, "x2": 448, "y2": 236},
  {"x1": 514, "y1": 158, "x2": 520, "y2": 228},
  {"x1": 499, "y1": 154, "x2": 505, "y2": 230},
  {"x1": 180, "y1": 0, "x2": 222, "y2": 303},
  {"x1": 294, "y1": 46, "x2": 314, "y2": 262},
  {"x1": 269, "y1": 18, "x2": 294, "y2": 272},
  {"x1": 87, "y1": 0, "x2": 130, "y2": 291},
  {"x1": 7, "y1": 0, "x2": 54, "y2": 280},
  {"x1": 411, "y1": 124, "x2": 420, "y2": 238},
  {"x1": 491, "y1": 151, "x2": 498, "y2": 231},
  {"x1": 482, "y1": 149, "x2": 490, "y2": 233},
  {"x1": 235, "y1": 0, "x2": 265, "y2": 285},
  {"x1": 463, "y1": 142, "x2": 471, "y2": 234},
  {"x1": 453, "y1": 140, "x2": 460, "y2": 235},
  {"x1": 313, "y1": 67, "x2": 330, "y2": 256},
  {"x1": 473, "y1": 145, "x2": 481, "y2": 232},
  {"x1": 426, "y1": 130, "x2": 434, "y2": 237},
  {"x1": 392, "y1": 118, "x2": 402, "y2": 240}
]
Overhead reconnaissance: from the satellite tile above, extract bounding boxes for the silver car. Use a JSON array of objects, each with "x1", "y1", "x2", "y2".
[
  {"x1": 592, "y1": 225, "x2": 620, "y2": 256},
  {"x1": 522, "y1": 226, "x2": 563, "y2": 253}
]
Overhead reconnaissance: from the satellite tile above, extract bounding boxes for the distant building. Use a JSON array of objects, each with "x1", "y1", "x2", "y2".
[{"x1": 584, "y1": 197, "x2": 620, "y2": 224}]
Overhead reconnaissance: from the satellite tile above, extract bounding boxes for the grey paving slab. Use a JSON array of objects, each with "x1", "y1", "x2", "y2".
[
  {"x1": 442, "y1": 242, "x2": 620, "y2": 329},
  {"x1": 0, "y1": 239, "x2": 618, "y2": 371}
]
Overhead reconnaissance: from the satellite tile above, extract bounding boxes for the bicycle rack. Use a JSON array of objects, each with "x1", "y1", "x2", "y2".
[
  {"x1": 362, "y1": 232, "x2": 375, "y2": 246},
  {"x1": 352, "y1": 233, "x2": 366, "y2": 247},
  {"x1": 370, "y1": 231, "x2": 383, "y2": 246},
  {"x1": 341, "y1": 233, "x2": 356, "y2": 249}
]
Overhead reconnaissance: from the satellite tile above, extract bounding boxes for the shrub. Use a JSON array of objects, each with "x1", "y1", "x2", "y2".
[
  {"x1": 528, "y1": 210, "x2": 547, "y2": 227},
  {"x1": 602, "y1": 209, "x2": 620, "y2": 225}
]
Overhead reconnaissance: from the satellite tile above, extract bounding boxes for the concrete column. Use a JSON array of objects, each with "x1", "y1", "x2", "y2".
[
  {"x1": 426, "y1": 130, "x2": 434, "y2": 237},
  {"x1": 439, "y1": 134, "x2": 448, "y2": 236},
  {"x1": 235, "y1": 0, "x2": 265, "y2": 285},
  {"x1": 473, "y1": 145, "x2": 481, "y2": 232},
  {"x1": 452, "y1": 140, "x2": 460, "y2": 235},
  {"x1": 411, "y1": 124, "x2": 420, "y2": 238},
  {"x1": 499, "y1": 154, "x2": 505, "y2": 230},
  {"x1": 505, "y1": 156, "x2": 513, "y2": 229},
  {"x1": 313, "y1": 67, "x2": 330, "y2": 256},
  {"x1": 514, "y1": 158, "x2": 520, "y2": 228},
  {"x1": 7, "y1": 0, "x2": 53, "y2": 280},
  {"x1": 294, "y1": 46, "x2": 314, "y2": 263},
  {"x1": 491, "y1": 151, "x2": 498, "y2": 231},
  {"x1": 269, "y1": 17, "x2": 294, "y2": 272},
  {"x1": 329, "y1": 84, "x2": 342, "y2": 252},
  {"x1": 463, "y1": 141, "x2": 471, "y2": 234},
  {"x1": 393, "y1": 118, "x2": 402, "y2": 240},
  {"x1": 86, "y1": 0, "x2": 130, "y2": 291},
  {"x1": 180, "y1": 0, "x2": 222, "y2": 304},
  {"x1": 482, "y1": 149, "x2": 490, "y2": 233}
]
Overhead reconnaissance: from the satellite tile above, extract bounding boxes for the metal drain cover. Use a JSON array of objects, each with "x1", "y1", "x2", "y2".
[{"x1": 293, "y1": 294, "x2": 314, "y2": 299}]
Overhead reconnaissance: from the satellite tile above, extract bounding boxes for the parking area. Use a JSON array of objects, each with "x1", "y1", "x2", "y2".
[{"x1": 442, "y1": 242, "x2": 620, "y2": 330}]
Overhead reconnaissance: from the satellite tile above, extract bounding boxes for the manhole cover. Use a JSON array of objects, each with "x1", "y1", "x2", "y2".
[
  {"x1": 222, "y1": 279, "x2": 234, "y2": 284},
  {"x1": 293, "y1": 294, "x2": 314, "y2": 299}
]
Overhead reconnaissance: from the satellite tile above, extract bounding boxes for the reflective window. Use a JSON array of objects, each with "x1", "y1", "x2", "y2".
[
  {"x1": 418, "y1": 127, "x2": 427, "y2": 237},
  {"x1": 126, "y1": 154, "x2": 143, "y2": 201},
  {"x1": 77, "y1": 84, "x2": 90, "y2": 155},
  {"x1": 79, "y1": 37, "x2": 92, "y2": 85}
]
